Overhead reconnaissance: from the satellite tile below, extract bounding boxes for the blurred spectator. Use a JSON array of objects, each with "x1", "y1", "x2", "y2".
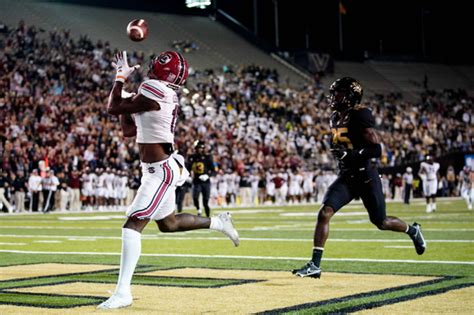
[
  {"x1": 58, "y1": 182, "x2": 71, "y2": 211},
  {"x1": 393, "y1": 173, "x2": 403, "y2": 200},
  {"x1": 68, "y1": 169, "x2": 81, "y2": 211},
  {"x1": 28, "y1": 169, "x2": 42, "y2": 212},
  {"x1": 41, "y1": 169, "x2": 59, "y2": 212},
  {"x1": 12, "y1": 170, "x2": 27, "y2": 212},
  {"x1": 171, "y1": 40, "x2": 198, "y2": 53},
  {"x1": 0, "y1": 170, "x2": 13, "y2": 213},
  {"x1": 402, "y1": 167, "x2": 413, "y2": 205},
  {"x1": 446, "y1": 166, "x2": 457, "y2": 196}
]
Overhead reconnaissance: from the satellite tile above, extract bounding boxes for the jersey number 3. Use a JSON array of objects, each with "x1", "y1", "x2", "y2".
[
  {"x1": 193, "y1": 162, "x2": 205, "y2": 174},
  {"x1": 332, "y1": 128, "x2": 353, "y2": 149}
]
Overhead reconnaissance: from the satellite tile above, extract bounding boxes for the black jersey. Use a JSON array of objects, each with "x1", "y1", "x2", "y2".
[
  {"x1": 330, "y1": 105, "x2": 376, "y2": 173},
  {"x1": 188, "y1": 154, "x2": 215, "y2": 183}
]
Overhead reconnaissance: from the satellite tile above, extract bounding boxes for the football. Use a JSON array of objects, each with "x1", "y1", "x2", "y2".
[{"x1": 126, "y1": 19, "x2": 148, "y2": 42}]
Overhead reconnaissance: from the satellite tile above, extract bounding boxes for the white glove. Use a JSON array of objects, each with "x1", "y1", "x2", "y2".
[
  {"x1": 199, "y1": 174, "x2": 209, "y2": 182},
  {"x1": 111, "y1": 51, "x2": 140, "y2": 83},
  {"x1": 121, "y1": 90, "x2": 136, "y2": 98}
]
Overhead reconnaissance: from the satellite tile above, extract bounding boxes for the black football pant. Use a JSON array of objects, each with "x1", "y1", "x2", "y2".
[
  {"x1": 404, "y1": 184, "x2": 412, "y2": 204},
  {"x1": 42, "y1": 190, "x2": 55, "y2": 212},
  {"x1": 192, "y1": 181, "x2": 211, "y2": 217},
  {"x1": 31, "y1": 192, "x2": 40, "y2": 212},
  {"x1": 322, "y1": 167, "x2": 386, "y2": 227}
]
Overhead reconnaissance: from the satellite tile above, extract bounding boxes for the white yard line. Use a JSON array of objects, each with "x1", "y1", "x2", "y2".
[
  {"x1": 0, "y1": 234, "x2": 473, "y2": 243},
  {"x1": 0, "y1": 242, "x2": 26, "y2": 246},
  {"x1": 33, "y1": 240, "x2": 63, "y2": 243},
  {"x1": 0, "y1": 249, "x2": 473, "y2": 265},
  {"x1": 3, "y1": 226, "x2": 474, "y2": 232},
  {"x1": 0, "y1": 226, "x2": 117, "y2": 230}
]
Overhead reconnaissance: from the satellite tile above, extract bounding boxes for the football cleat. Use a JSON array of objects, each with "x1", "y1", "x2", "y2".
[
  {"x1": 292, "y1": 261, "x2": 321, "y2": 278},
  {"x1": 97, "y1": 293, "x2": 132, "y2": 309},
  {"x1": 216, "y1": 212, "x2": 240, "y2": 247},
  {"x1": 426, "y1": 204, "x2": 433, "y2": 213},
  {"x1": 410, "y1": 222, "x2": 426, "y2": 255}
]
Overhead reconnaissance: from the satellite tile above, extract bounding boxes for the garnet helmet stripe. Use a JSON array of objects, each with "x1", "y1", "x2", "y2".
[{"x1": 174, "y1": 52, "x2": 185, "y2": 85}]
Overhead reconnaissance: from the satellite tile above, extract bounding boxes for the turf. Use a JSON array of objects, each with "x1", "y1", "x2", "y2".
[{"x1": 1, "y1": 199, "x2": 473, "y2": 312}]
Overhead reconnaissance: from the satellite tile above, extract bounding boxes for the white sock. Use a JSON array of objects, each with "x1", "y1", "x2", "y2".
[
  {"x1": 115, "y1": 228, "x2": 141, "y2": 296},
  {"x1": 209, "y1": 217, "x2": 223, "y2": 231},
  {"x1": 432, "y1": 203, "x2": 436, "y2": 210}
]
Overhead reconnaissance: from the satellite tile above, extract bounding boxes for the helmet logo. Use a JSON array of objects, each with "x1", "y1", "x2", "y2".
[
  {"x1": 351, "y1": 82, "x2": 362, "y2": 93},
  {"x1": 158, "y1": 53, "x2": 172, "y2": 65}
]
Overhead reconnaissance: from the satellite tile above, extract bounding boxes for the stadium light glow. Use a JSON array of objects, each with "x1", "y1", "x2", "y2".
[{"x1": 185, "y1": 0, "x2": 211, "y2": 9}]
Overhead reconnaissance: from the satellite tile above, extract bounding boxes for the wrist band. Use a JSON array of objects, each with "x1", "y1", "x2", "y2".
[{"x1": 115, "y1": 75, "x2": 126, "y2": 82}]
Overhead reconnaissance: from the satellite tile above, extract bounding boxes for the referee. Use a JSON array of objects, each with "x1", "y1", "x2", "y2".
[{"x1": 187, "y1": 140, "x2": 216, "y2": 217}]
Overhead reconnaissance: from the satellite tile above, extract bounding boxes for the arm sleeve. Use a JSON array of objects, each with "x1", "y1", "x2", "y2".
[{"x1": 138, "y1": 80, "x2": 166, "y2": 103}]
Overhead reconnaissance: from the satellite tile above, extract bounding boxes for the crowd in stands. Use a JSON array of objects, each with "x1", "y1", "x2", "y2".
[
  {"x1": 171, "y1": 40, "x2": 198, "y2": 53},
  {"x1": 0, "y1": 21, "x2": 473, "y2": 212}
]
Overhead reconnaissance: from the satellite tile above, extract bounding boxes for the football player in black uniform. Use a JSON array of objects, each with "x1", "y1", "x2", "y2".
[
  {"x1": 188, "y1": 140, "x2": 216, "y2": 217},
  {"x1": 292, "y1": 77, "x2": 426, "y2": 278}
]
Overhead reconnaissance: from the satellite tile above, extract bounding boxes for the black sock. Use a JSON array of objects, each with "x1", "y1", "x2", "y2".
[
  {"x1": 406, "y1": 225, "x2": 416, "y2": 236},
  {"x1": 311, "y1": 248, "x2": 324, "y2": 267}
]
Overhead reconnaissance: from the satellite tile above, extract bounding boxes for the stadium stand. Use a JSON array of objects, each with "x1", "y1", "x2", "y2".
[{"x1": 0, "y1": 1, "x2": 472, "y2": 212}]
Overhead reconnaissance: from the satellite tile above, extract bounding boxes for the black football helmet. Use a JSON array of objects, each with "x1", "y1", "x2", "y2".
[
  {"x1": 328, "y1": 77, "x2": 363, "y2": 111},
  {"x1": 193, "y1": 140, "x2": 205, "y2": 150}
]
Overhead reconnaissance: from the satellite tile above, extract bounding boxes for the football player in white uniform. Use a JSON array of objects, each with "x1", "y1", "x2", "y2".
[
  {"x1": 459, "y1": 166, "x2": 473, "y2": 210},
  {"x1": 98, "y1": 51, "x2": 239, "y2": 309},
  {"x1": 418, "y1": 155, "x2": 440, "y2": 213}
]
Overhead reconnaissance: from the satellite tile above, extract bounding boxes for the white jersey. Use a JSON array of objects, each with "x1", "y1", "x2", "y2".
[
  {"x1": 104, "y1": 172, "x2": 114, "y2": 189},
  {"x1": 459, "y1": 171, "x2": 473, "y2": 190},
  {"x1": 210, "y1": 176, "x2": 219, "y2": 198},
  {"x1": 302, "y1": 171, "x2": 314, "y2": 193},
  {"x1": 82, "y1": 173, "x2": 93, "y2": 191},
  {"x1": 289, "y1": 173, "x2": 303, "y2": 196},
  {"x1": 97, "y1": 174, "x2": 106, "y2": 187},
  {"x1": 217, "y1": 174, "x2": 228, "y2": 196},
  {"x1": 420, "y1": 162, "x2": 440, "y2": 181},
  {"x1": 133, "y1": 79, "x2": 179, "y2": 144}
]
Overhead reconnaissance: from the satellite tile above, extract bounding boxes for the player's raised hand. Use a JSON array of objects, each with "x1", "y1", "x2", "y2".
[{"x1": 112, "y1": 51, "x2": 141, "y2": 83}]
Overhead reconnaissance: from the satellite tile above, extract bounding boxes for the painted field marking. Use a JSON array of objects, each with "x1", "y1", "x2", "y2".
[
  {"x1": 0, "y1": 264, "x2": 445, "y2": 313},
  {"x1": 0, "y1": 226, "x2": 117, "y2": 230},
  {"x1": 58, "y1": 215, "x2": 125, "y2": 221},
  {"x1": 0, "y1": 234, "x2": 473, "y2": 243},
  {"x1": 281, "y1": 212, "x2": 367, "y2": 217},
  {"x1": 1, "y1": 249, "x2": 473, "y2": 265},
  {"x1": 67, "y1": 238, "x2": 97, "y2": 241},
  {"x1": 33, "y1": 240, "x2": 63, "y2": 243},
  {"x1": 0, "y1": 242, "x2": 26, "y2": 246},
  {"x1": 14, "y1": 225, "x2": 444, "y2": 232}
]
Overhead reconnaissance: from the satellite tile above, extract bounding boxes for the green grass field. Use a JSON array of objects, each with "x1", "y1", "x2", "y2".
[{"x1": 1, "y1": 199, "x2": 473, "y2": 314}]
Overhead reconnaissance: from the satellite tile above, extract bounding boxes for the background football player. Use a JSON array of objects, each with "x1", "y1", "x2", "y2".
[
  {"x1": 187, "y1": 140, "x2": 216, "y2": 217},
  {"x1": 292, "y1": 77, "x2": 426, "y2": 279},
  {"x1": 418, "y1": 155, "x2": 440, "y2": 213},
  {"x1": 458, "y1": 165, "x2": 473, "y2": 210}
]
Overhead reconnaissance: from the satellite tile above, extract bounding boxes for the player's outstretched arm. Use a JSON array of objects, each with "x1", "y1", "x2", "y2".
[{"x1": 107, "y1": 51, "x2": 160, "y2": 116}]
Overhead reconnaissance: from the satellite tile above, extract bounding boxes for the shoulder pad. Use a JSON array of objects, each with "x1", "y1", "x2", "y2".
[{"x1": 139, "y1": 79, "x2": 167, "y2": 101}]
